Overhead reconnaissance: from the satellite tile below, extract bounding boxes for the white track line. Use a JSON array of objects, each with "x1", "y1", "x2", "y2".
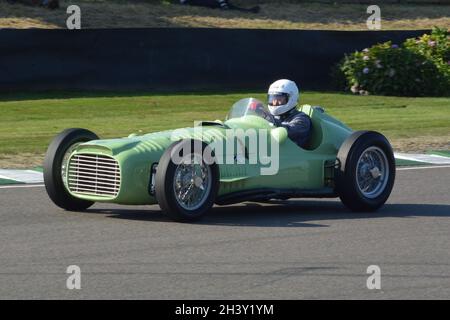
[
  {"x1": 0, "y1": 169, "x2": 43, "y2": 184},
  {"x1": 397, "y1": 165, "x2": 450, "y2": 171},
  {"x1": 0, "y1": 165, "x2": 448, "y2": 190},
  {"x1": 395, "y1": 153, "x2": 450, "y2": 165},
  {"x1": 0, "y1": 184, "x2": 45, "y2": 189}
]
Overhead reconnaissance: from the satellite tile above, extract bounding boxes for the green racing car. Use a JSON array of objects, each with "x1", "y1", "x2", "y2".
[{"x1": 43, "y1": 97, "x2": 396, "y2": 221}]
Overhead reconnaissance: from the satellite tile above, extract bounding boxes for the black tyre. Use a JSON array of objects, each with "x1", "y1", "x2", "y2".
[
  {"x1": 155, "y1": 139, "x2": 220, "y2": 222},
  {"x1": 335, "y1": 131, "x2": 395, "y2": 212},
  {"x1": 43, "y1": 128, "x2": 99, "y2": 211}
]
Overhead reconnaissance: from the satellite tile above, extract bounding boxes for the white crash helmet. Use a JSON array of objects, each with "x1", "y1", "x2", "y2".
[{"x1": 267, "y1": 79, "x2": 299, "y2": 116}]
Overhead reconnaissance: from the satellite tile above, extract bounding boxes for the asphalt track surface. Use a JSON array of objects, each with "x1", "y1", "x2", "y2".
[{"x1": 0, "y1": 166, "x2": 449, "y2": 299}]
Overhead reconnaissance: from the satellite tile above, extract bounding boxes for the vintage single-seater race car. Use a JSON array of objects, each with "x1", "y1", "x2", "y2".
[{"x1": 43, "y1": 98, "x2": 396, "y2": 221}]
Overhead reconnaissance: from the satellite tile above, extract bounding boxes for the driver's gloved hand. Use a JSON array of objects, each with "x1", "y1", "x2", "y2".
[
  {"x1": 260, "y1": 110, "x2": 275, "y2": 124},
  {"x1": 257, "y1": 109, "x2": 275, "y2": 124},
  {"x1": 254, "y1": 107, "x2": 265, "y2": 116},
  {"x1": 254, "y1": 107, "x2": 273, "y2": 122},
  {"x1": 264, "y1": 113, "x2": 275, "y2": 123}
]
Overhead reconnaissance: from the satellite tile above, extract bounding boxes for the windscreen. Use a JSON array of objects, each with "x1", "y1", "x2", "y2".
[{"x1": 226, "y1": 98, "x2": 271, "y2": 121}]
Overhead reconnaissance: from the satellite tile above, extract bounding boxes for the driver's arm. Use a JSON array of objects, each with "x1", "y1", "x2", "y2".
[
  {"x1": 253, "y1": 105, "x2": 275, "y2": 123},
  {"x1": 261, "y1": 111, "x2": 275, "y2": 123},
  {"x1": 274, "y1": 113, "x2": 312, "y2": 147}
]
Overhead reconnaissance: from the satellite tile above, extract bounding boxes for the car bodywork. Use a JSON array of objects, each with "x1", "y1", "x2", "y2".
[{"x1": 63, "y1": 102, "x2": 353, "y2": 206}]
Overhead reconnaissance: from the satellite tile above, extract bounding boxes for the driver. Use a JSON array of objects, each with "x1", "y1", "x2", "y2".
[{"x1": 267, "y1": 79, "x2": 312, "y2": 148}]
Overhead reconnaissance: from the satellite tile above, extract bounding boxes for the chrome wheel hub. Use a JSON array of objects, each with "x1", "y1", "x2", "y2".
[
  {"x1": 370, "y1": 167, "x2": 381, "y2": 179},
  {"x1": 356, "y1": 146, "x2": 389, "y2": 199},
  {"x1": 173, "y1": 154, "x2": 211, "y2": 211}
]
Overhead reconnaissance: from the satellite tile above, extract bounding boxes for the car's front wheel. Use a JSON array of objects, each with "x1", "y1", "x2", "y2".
[
  {"x1": 155, "y1": 139, "x2": 219, "y2": 222},
  {"x1": 335, "y1": 131, "x2": 395, "y2": 212},
  {"x1": 43, "y1": 128, "x2": 99, "y2": 211}
]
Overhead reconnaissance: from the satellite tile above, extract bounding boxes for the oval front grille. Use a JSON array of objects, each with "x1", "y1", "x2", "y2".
[{"x1": 68, "y1": 154, "x2": 120, "y2": 198}]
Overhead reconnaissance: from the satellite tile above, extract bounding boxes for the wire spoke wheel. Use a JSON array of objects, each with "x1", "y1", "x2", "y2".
[
  {"x1": 173, "y1": 153, "x2": 212, "y2": 210},
  {"x1": 335, "y1": 131, "x2": 395, "y2": 212},
  {"x1": 356, "y1": 146, "x2": 389, "y2": 199},
  {"x1": 155, "y1": 139, "x2": 219, "y2": 221}
]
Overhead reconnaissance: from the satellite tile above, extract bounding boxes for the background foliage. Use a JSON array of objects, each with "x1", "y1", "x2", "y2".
[{"x1": 334, "y1": 27, "x2": 450, "y2": 96}]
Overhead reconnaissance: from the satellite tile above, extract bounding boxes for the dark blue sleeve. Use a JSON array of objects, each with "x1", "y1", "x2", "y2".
[{"x1": 279, "y1": 113, "x2": 312, "y2": 147}]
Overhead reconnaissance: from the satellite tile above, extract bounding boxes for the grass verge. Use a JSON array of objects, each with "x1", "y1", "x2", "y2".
[
  {"x1": 0, "y1": 90, "x2": 449, "y2": 168},
  {"x1": 1, "y1": 1, "x2": 449, "y2": 30}
]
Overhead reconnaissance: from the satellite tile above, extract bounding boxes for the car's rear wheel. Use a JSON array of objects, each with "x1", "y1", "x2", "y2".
[
  {"x1": 43, "y1": 128, "x2": 98, "y2": 211},
  {"x1": 335, "y1": 131, "x2": 395, "y2": 212},
  {"x1": 155, "y1": 139, "x2": 219, "y2": 222}
]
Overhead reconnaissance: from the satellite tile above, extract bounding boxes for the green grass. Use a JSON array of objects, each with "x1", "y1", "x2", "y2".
[{"x1": 0, "y1": 91, "x2": 449, "y2": 157}]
